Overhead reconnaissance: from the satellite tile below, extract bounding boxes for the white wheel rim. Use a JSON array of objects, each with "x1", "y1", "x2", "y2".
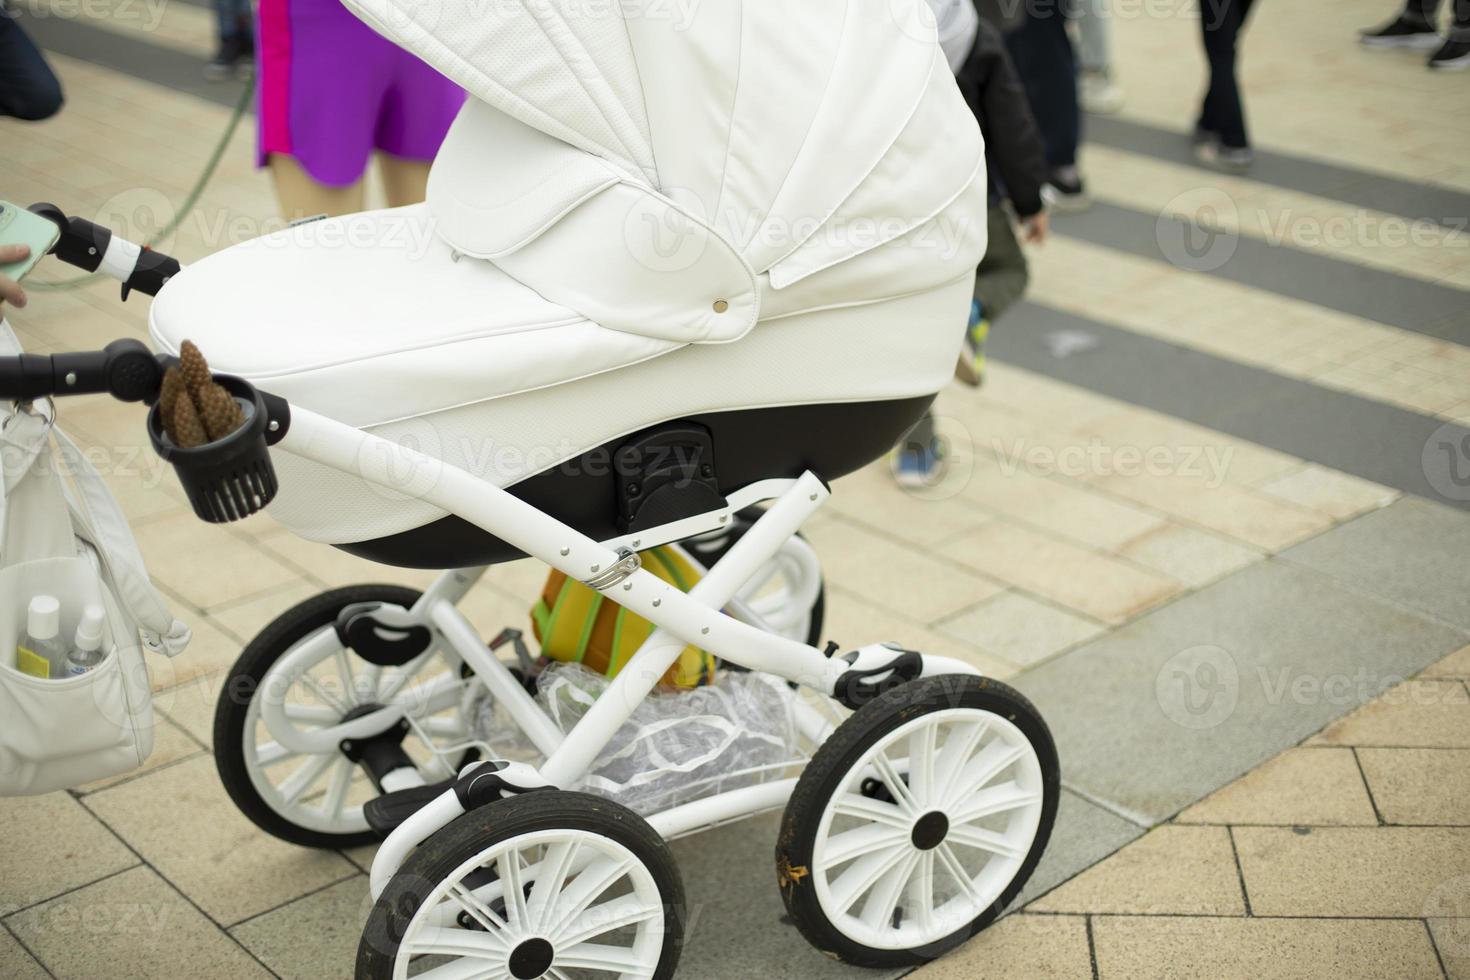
[
  {"x1": 810, "y1": 708, "x2": 1045, "y2": 951},
  {"x1": 242, "y1": 626, "x2": 478, "y2": 836},
  {"x1": 393, "y1": 827, "x2": 667, "y2": 980}
]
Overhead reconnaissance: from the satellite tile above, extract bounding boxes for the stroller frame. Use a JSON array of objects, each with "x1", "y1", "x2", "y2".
[{"x1": 271, "y1": 405, "x2": 984, "y2": 897}]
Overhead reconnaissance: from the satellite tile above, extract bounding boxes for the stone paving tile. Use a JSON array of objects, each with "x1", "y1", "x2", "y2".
[
  {"x1": 0, "y1": 926, "x2": 49, "y2": 980},
  {"x1": 937, "y1": 590, "x2": 1107, "y2": 670},
  {"x1": 1029, "y1": 825, "x2": 1244, "y2": 916},
  {"x1": 132, "y1": 512, "x2": 301, "y2": 610},
  {"x1": 84, "y1": 756, "x2": 357, "y2": 925},
  {"x1": 802, "y1": 517, "x2": 1006, "y2": 625},
  {"x1": 1114, "y1": 522, "x2": 1264, "y2": 591},
  {"x1": 73, "y1": 714, "x2": 204, "y2": 795},
  {"x1": 824, "y1": 587, "x2": 1017, "y2": 679},
  {"x1": 1309, "y1": 679, "x2": 1470, "y2": 749},
  {"x1": 1255, "y1": 464, "x2": 1399, "y2": 522},
  {"x1": 1430, "y1": 918, "x2": 1470, "y2": 980},
  {"x1": 231, "y1": 875, "x2": 369, "y2": 980},
  {"x1": 1233, "y1": 826, "x2": 1470, "y2": 918},
  {"x1": 1284, "y1": 497, "x2": 1470, "y2": 631},
  {"x1": 941, "y1": 520, "x2": 1180, "y2": 625},
  {"x1": 256, "y1": 530, "x2": 440, "y2": 592},
  {"x1": 0, "y1": 792, "x2": 137, "y2": 913},
  {"x1": 205, "y1": 580, "x2": 320, "y2": 643},
  {"x1": 827, "y1": 460, "x2": 996, "y2": 550},
  {"x1": 1357, "y1": 748, "x2": 1470, "y2": 826},
  {"x1": 1091, "y1": 916, "x2": 1443, "y2": 980},
  {"x1": 143, "y1": 610, "x2": 251, "y2": 694},
  {"x1": 1423, "y1": 645, "x2": 1470, "y2": 679},
  {"x1": 908, "y1": 913, "x2": 1092, "y2": 979},
  {"x1": 6, "y1": 866, "x2": 272, "y2": 980},
  {"x1": 1016, "y1": 559, "x2": 1469, "y2": 823},
  {"x1": 153, "y1": 669, "x2": 228, "y2": 748},
  {"x1": 1011, "y1": 789, "x2": 1146, "y2": 909},
  {"x1": 1175, "y1": 747, "x2": 1378, "y2": 827}
]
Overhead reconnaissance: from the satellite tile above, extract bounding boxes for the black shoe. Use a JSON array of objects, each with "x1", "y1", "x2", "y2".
[
  {"x1": 1428, "y1": 36, "x2": 1470, "y2": 69},
  {"x1": 1041, "y1": 170, "x2": 1090, "y2": 212},
  {"x1": 204, "y1": 36, "x2": 246, "y2": 81},
  {"x1": 1359, "y1": 15, "x2": 1440, "y2": 48}
]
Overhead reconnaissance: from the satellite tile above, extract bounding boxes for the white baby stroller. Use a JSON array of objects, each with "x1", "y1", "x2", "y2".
[{"x1": 5, "y1": 1, "x2": 1060, "y2": 975}]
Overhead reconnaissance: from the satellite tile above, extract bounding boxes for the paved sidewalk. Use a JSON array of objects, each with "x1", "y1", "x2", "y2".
[{"x1": 2, "y1": 0, "x2": 1469, "y2": 977}]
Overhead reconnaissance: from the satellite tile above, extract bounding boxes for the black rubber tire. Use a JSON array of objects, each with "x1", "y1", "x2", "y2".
[
  {"x1": 775, "y1": 675, "x2": 1060, "y2": 968},
  {"x1": 681, "y1": 507, "x2": 826, "y2": 649},
  {"x1": 213, "y1": 585, "x2": 425, "y2": 850},
  {"x1": 357, "y1": 792, "x2": 685, "y2": 979}
]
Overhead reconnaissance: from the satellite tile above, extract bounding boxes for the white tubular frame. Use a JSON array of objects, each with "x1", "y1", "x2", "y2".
[{"x1": 267, "y1": 406, "x2": 981, "y2": 898}]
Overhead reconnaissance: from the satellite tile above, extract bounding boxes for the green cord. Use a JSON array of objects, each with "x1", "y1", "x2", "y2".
[{"x1": 28, "y1": 79, "x2": 255, "y2": 292}]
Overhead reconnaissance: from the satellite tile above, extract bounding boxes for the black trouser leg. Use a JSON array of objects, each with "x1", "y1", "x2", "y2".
[
  {"x1": 1199, "y1": 0, "x2": 1255, "y2": 149},
  {"x1": 1004, "y1": 6, "x2": 1081, "y2": 170}
]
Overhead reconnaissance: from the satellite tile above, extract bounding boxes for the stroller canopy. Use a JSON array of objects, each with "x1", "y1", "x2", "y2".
[{"x1": 345, "y1": 0, "x2": 988, "y2": 344}]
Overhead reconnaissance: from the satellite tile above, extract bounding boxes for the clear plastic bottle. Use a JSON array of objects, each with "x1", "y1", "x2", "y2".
[
  {"x1": 18, "y1": 595, "x2": 66, "y2": 679},
  {"x1": 65, "y1": 605, "x2": 107, "y2": 677}
]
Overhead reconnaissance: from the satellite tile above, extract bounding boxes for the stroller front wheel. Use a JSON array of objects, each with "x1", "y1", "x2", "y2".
[
  {"x1": 357, "y1": 792, "x2": 684, "y2": 980},
  {"x1": 775, "y1": 675, "x2": 1059, "y2": 967}
]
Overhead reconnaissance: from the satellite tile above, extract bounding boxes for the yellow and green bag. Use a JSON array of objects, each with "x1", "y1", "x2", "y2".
[{"x1": 531, "y1": 547, "x2": 716, "y2": 689}]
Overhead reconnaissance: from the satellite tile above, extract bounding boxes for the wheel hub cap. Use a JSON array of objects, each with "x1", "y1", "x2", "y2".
[
  {"x1": 910, "y1": 810, "x2": 950, "y2": 851},
  {"x1": 508, "y1": 937, "x2": 555, "y2": 979}
]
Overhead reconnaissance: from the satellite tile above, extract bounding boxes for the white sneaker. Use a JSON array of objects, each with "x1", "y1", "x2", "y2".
[{"x1": 1080, "y1": 69, "x2": 1124, "y2": 115}]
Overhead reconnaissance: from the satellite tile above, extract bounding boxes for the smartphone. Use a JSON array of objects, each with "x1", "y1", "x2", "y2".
[{"x1": 0, "y1": 202, "x2": 62, "y2": 282}]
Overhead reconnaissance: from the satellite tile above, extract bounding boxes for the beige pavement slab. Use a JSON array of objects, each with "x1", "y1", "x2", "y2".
[
  {"x1": 1255, "y1": 464, "x2": 1398, "y2": 522},
  {"x1": 0, "y1": 926, "x2": 49, "y2": 980},
  {"x1": 824, "y1": 587, "x2": 1018, "y2": 679},
  {"x1": 1233, "y1": 826, "x2": 1470, "y2": 918},
  {"x1": 1309, "y1": 679, "x2": 1470, "y2": 748},
  {"x1": 84, "y1": 756, "x2": 357, "y2": 925},
  {"x1": 937, "y1": 590, "x2": 1107, "y2": 669},
  {"x1": 1357, "y1": 748, "x2": 1470, "y2": 826},
  {"x1": 1430, "y1": 918, "x2": 1470, "y2": 980},
  {"x1": 1115, "y1": 523, "x2": 1264, "y2": 590},
  {"x1": 132, "y1": 512, "x2": 301, "y2": 610},
  {"x1": 1029, "y1": 825, "x2": 1245, "y2": 916},
  {"x1": 827, "y1": 460, "x2": 996, "y2": 550},
  {"x1": 6, "y1": 866, "x2": 272, "y2": 980},
  {"x1": 1175, "y1": 747, "x2": 1378, "y2": 827},
  {"x1": 908, "y1": 912, "x2": 1092, "y2": 979},
  {"x1": 940, "y1": 520, "x2": 1180, "y2": 624},
  {"x1": 231, "y1": 875, "x2": 369, "y2": 980},
  {"x1": 1423, "y1": 646, "x2": 1470, "y2": 680},
  {"x1": 1091, "y1": 915, "x2": 1443, "y2": 980},
  {"x1": 0, "y1": 792, "x2": 138, "y2": 913}
]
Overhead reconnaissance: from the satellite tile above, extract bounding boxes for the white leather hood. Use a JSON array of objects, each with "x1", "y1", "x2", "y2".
[{"x1": 343, "y1": 0, "x2": 988, "y2": 339}]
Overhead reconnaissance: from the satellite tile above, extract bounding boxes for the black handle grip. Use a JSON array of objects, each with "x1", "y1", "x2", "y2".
[
  {"x1": 0, "y1": 340, "x2": 164, "y2": 403},
  {"x1": 28, "y1": 202, "x2": 180, "y2": 298}
]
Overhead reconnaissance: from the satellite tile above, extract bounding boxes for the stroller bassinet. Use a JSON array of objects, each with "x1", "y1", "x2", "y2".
[{"x1": 148, "y1": 0, "x2": 989, "y2": 567}]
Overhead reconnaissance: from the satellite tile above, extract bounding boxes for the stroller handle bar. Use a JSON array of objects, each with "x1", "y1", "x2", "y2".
[{"x1": 29, "y1": 203, "x2": 182, "y2": 300}]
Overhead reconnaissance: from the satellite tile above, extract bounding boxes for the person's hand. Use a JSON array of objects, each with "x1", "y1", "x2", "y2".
[
  {"x1": 0, "y1": 244, "x2": 31, "y2": 310},
  {"x1": 1020, "y1": 211, "x2": 1049, "y2": 245}
]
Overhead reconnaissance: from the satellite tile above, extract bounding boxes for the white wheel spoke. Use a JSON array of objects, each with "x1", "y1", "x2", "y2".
[
  {"x1": 871, "y1": 751, "x2": 920, "y2": 815},
  {"x1": 299, "y1": 673, "x2": 349, "y2": 714},
  {"x1": 497, "y1": 851, "x2": 529, "y2": 931},
  {"x1": 820, "y1": 822, "x2": 911, "y2": 868},
  {"x1": 905, "y1": 851, "x2": 936, "y2": 934},
  {"x1": 949, "y1": 781, "x2": 1041, "y2": 826},
  {"x1": 933, "y1": 719, "x2": 987, "y2": 794},
  {"x1": 555, "y1": 941, "x2": 654, "y2": 976},
  {"x1": 446, "y1": 883, "x2": 512, "y2": 943},
  {"x1": 859, "y1": 849, "x2": 921, "y2": 931},
  {"x1": 555, "y1": 892, "x2": 662, "y2": 950},
  {"x1": 277, "y1": 752, "x2": 335, "y2": 806},
  {"x1": 935, "y1": 842, "x2": 981, "y2": 903},
  {"x1": 832, "y1": 793, "x2": 910, "y2": 830},
  {"x1": 334, "y1": 650, "x2": 357, "y2": 706},
  {"x1": 946, "y1": 823, "x2": 1026, "y2": 861},
  {"x1": 946, "y1": 740, "x2": 1025, "y2": 809},
  {"x1": 253, "y1": 740, "x2": 299, "y2": 767},
  {"x1": 379, "y1": 651, "x2": 436, "y2": 701},
  {"x1": 408, "y1": 959, "x2": 507, "y2": 980},
  {"x1": 827, "y1": 842, "x2": 913, "y2": 915},
  {"x1": 907, "y1": 723, "x2": 938, "y2": 808},
  {"x1": 548, "y1": 856, "x2": 634, "y2": 942},
  {"x1": 319, "y1": 758, "x2": 354, "y2": 820},
  {"x1": 403, "y1": 925, "x2": 506, "y2": 962},
  {"x1": 525, "y1": 840, "x2": 580, "y2": 934}
]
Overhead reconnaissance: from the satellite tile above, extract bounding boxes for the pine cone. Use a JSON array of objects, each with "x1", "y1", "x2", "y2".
[
  {"x1": 197, "y1": 382, "x2": 245, "y2": 442},
  {"x1": 158, "y1": 366, "x2": 184, "y2": 418},
  {"x1": 171, "y1": 392, "x2": 208, "y2": 449},
  {"x1": 178, "y1": 340, "x2": 212, "y2": 399}
]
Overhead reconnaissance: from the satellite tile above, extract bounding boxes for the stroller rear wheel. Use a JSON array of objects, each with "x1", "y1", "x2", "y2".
[
  {"x1": 775, "y1": 675, "x2": 1059, "y2": 967},
  {"x1": 357, "y1": 791, "x2": 684, "y2": 979},
  {"x1": 214, "y1": 585, "x2": 482, "y2": 849}
]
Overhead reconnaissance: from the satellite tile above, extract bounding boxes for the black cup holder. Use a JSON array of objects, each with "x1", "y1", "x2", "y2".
[{"x1": 148, "y1": 374, "x2": 279, "y2": 523}]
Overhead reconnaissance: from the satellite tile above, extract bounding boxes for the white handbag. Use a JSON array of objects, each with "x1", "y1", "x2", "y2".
[{"x1": 0, "y1": 321, "x2": 190, "y2": 796}]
